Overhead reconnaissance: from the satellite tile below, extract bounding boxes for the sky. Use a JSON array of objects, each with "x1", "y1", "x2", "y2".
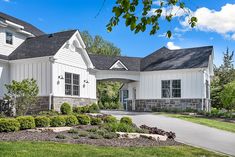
[{"x1": 0, "y1": 0, "x2": 235, "y2": 66}]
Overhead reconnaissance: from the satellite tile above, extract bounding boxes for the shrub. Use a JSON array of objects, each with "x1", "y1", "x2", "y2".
[
  {"x1": 16, "y1": 116, "x2": 35, "y2": 130},
  {"x1": 50, "y1": 116, "x2": 66, "y2": 127},
  {"x1": 64, "y1": 115, "x2": 78, "y2": 126},
  {"x1": 103, "y1": 132, "x2": 117, "y2": 139},
  {"x1": 35, "y1": 116, "x2": 50, "y2": 127},
  {"x1": 96, "y1": 129, "x2": 107, "y2": 136},
  {"x1": 38, "y1": 110, "x2": 59, "y2": 116},
  {"x1": 78, "y1": 131, "x2": 89, "y2": 137},
  {"x1": 73, "y1": 135, "x2": 80, "y2": 139},
  {"x1": 68, "y1": 129, "x2": 78, "y2": 134},
  {"x1": 88, "y1": 103, "x2": 100, "y2": 113},
  {"x1": 55, "y1": 134, "x2": 66, "y2": 139},
  {"x1": 120, "y1": 117, "x2": 132, "y2": 125},
  {"x1": 103, "y1": 115, "x2": 117, "y2": 123},
  {"x1": 0, "y1": 118, "x2": 20, "y2": 132},
  {"x1": 90, "y1": 117, "x2": 102, "y2": 125},
  {"x1": 88, "y1": 133, "x2": 103, "y2": 139},
  {"x1": 103, "y1": 122, "x2": 134, "y2": 133},
  {"x1": 73, "y1": 107, "x2": 82, "y2": 114},
  {"x1": 76, "y1": 114, "x2": 90, "y2": 125},
  {"x1": 60, "y1": 103, "x2": 72, "y2": 115}
]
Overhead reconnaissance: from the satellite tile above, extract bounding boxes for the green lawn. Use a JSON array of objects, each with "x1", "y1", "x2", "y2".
[
  {"x1": 163, "y1": 113, "x2": 235, "y2": 133},
  {"x1": 0, "y1": 141, "x2": 226, "y2": 157}
]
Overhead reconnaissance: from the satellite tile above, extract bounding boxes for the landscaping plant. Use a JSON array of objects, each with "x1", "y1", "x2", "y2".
[
  {"x1": 76, "y1": 114, "x2": 90, "y2": 125},
  {"x1": 60, "y1": 103, "x2": 72, "y2": 115},
  {"x1": 5, "y1": 79, "x2": 39, "y2": 116},
  {"x1": 50, "y1": 116, "x2": 66, "y2": 127},
  {"x1": 16, "y1": 116, "x2": 35, "y2": 130},
  {"x1": 64, "y1": 115, "x2": 78, "y2": 126},
  {"x1": 34, "y1": 116, "x2": 50, "y2": 127},
  {"x1": 103, "y1": 115, "x2": 117, "y2": 123},
  {"x1": 90, "y1": 117, "x2": 102, "y2": 125},
  {"x1": 120, "y1": 117, "x2": 132, "y2": 125},
  {"x1": 0, "y1": 118, "x2": 20, "y2": 132}
]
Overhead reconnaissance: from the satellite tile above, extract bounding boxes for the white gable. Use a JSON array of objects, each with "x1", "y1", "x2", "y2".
[
  {"x1": 54, "y1": 31, "x2": 94, "y2": 69},
  {"x1": 110, "y1": 60, "x2": 128, "y2": 70}
]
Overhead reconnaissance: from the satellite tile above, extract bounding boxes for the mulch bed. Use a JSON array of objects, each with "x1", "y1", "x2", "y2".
[{"x1": 0, "y1": 125, "x2": 181, "y2": 147}]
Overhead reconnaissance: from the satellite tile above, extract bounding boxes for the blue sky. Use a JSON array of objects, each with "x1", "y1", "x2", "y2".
[{"x1": 0, "y1": 0, "x2": 235, "y2": 65}]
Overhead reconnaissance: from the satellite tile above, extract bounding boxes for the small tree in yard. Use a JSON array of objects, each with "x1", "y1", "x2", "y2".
[
  {"x1": 220, "y1": 81, "x2": 235, "y2": 111},
  {"x1": 5, "y1": 79, "x2": 39, "y2": 116}
]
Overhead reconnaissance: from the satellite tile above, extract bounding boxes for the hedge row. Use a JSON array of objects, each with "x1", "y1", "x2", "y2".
[{"x1": 0, "y1": 115, "x2": 124, "y2": 133}]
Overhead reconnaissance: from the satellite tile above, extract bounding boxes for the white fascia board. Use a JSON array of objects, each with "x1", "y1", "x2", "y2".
[
  {"x1": 5, "y1": 20, "x2": 24, "y2": 29},
  {"x1": 110, "y1": 60, "x2": 128, "y2": 70}
]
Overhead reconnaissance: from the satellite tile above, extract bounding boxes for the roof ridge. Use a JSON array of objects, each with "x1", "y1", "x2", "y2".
[
  {"x1": 170, "y1": 45, "x2": 213, "y2": 51},
  {"x1": 88, "y1": 53, "x2": 142, "y2": 59}
]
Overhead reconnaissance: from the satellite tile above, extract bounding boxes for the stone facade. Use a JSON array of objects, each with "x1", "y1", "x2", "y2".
[
  {"x1": 52, "y1": 96, "x2": 97, "y2": 112},
  {"x1": 129, "y1": 99, "x2": 210, "y2": 112},
  {"x1": 28, "y1": 96, "x2": 97, "y2": 113}
]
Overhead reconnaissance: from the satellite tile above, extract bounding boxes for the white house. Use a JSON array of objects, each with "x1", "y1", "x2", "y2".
[{"x1": 0, "y1": 12, "x2": 214, "y2": 112}]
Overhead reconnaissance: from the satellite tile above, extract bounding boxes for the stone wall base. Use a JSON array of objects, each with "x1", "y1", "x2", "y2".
[
  {"x1": 129, "y1": 99, "x2": 210, "y2": 112},
  {"x1": 28, "y1": 96, "x2": 97, "y2": 114},
  {"x1": 52, "y1": 96, "x2": 97, "y2": 112}
]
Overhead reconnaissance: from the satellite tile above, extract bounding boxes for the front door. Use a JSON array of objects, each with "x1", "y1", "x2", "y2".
[{"x1": 132, "y1": 88, "x2": 136, "y2": 111}]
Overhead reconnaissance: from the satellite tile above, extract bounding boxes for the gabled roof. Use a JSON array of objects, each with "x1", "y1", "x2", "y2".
[
  {"x1": 0, "y1": 12, "x2": 44, "y2": 36},
  {"x1": 141, "y1": 46, "x2": 213, "y2": 71},
  {"x1": 88, "y1": 54, "x2": 141, "y2": 71},
  {"x1": 9, "y1": 30, "x2": 77, "y2": 60},
  {"x1": 89, "y1": 46, "x2": 213, "y2": 71}
]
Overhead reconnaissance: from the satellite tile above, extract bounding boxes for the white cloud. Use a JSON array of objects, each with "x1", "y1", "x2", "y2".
[
  {"x1": 3, "y1": 0, "x2": 10, "y2": 2},
  {"x1": 181, "y1": 4, "x2": 235, "y2": 40},
  {"x1": 166, "y1": 42, "x2": 181, "y2": 50}
]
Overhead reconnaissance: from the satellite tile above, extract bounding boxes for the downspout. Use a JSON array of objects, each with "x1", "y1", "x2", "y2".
[{"x1": 49, "y1": 57, "x2": 55, "y2": 110}]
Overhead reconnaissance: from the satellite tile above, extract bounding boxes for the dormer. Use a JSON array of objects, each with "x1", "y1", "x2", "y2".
[{"x1": 0, "y1": 12, "x2": 44, "y2": 57}]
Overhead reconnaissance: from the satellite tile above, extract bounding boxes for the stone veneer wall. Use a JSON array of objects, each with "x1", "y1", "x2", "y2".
[
  {"x1": 28, "y1": 96, "x2": 50, "y2": 114},
  {"x1": 52, "y1": 96, "x2": 97, "y2": 112},
  {"x1": 133, "y1": 99, "x2": 209, "y2": 112}
]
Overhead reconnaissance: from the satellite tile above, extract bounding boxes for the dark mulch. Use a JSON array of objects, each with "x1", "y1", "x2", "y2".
[{"x1": 0, "y1": 125, "x2": 181, "y2": 147}]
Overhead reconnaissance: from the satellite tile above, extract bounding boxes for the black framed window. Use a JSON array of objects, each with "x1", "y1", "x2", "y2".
[
  {"x1": 162, "y1": 80, "x2": 181, "y2": 98},
  {"x1": 65, "y1": 72, "x2": 80, "y2": 96},
  {"x1": 6, "y1": 32, "x2": 13, "y2": 45}
]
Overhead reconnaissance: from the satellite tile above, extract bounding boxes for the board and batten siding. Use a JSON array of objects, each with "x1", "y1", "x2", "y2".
[
  {"x1": 10, "y1": 57, "x2": 52, "y2": 96},
  {"x1": 0, "y1": 61, "x2": 10, "y2": 98},
  {"x1": 0, "y1": 27, "x2": 26, "y2": 56},
  {"x1": 53, "y1": 46, "x2": 96, "y2": 99},
  {"x1": 137, "y1": 68, "x2": 206, "y2": 99}
]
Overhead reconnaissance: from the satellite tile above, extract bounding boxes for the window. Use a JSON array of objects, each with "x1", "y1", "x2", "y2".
[
  {"x1": 65, "y1": 72, "x2": 80, "y2": 96},
  {"x1": 6, "y1": 32, "x2": 13, "y2": 45},
  {"x1": 162, "y1": 80, "x2": 181, "y2": 98},
  {"x1": 206, "y1": 80, "x2": 209, "y2": 98}
]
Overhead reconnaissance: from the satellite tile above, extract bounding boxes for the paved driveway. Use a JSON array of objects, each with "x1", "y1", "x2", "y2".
[{"x1": 101, "y1": 110, "x2": 235, "y2": 156}]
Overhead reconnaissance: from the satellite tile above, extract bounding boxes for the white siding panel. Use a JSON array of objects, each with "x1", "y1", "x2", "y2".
[
  {"x1": 10, "y1": 58, "x2": 51, "y2": 96},
  {"x1": 0, "y1": 61, "x2": 9, "y2": 98}
]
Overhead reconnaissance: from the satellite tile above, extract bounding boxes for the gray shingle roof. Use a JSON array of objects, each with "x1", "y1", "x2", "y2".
[
  {"x1": 0, "y1": 54, "x2": 8, "y2": 60},
  {"x1": 88, "y1": 54, "x2": 141, "y2": 71},
  {"x1": 0, "y1": 12, "x2": 44, "y2": 36},
  {"x1": 141, "y1": 46, "x2": 213, "y2": 71},
  {"x1": 89, "y1": 46, "x2": 213, "y2": 71},
  {"x1": 9, "y1": 30, "x2": 77, "y2": 60}
]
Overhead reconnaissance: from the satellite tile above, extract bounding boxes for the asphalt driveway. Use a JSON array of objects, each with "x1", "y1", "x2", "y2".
[{"x1": 101, "y1": 110, "x2": 235, "y2": 156}]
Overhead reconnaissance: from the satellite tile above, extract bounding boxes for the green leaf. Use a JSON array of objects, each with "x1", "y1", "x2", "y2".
[{"x1": 166, "y1": 30, "x2": 172, "y2": 38}]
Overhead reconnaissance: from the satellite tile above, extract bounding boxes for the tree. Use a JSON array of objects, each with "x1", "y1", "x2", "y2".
[
  {"x1": 107, "y1": 0, "x2": 197, "y2": 37},
  {"x1": 5, "y1": 79, "x2": 39, "y2": 116},
  {"x1": 220, "y1": 81, "x2": 235, "y2": 111},
  {"x1": 80, "y1": 31, "x2": 122, "y2": 109},
  {"x1": 211, "y1": 48, "x2": 235, "y2": 109}
]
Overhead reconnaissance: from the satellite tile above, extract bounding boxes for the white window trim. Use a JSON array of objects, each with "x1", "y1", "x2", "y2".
[
  {"x1": 5, "y1": 31, "x2": 13, "y2": 46},
  {"x1": 161, "y1": 80, "x2": 181, "y2": 98},
  {"x1": 109, "y1": 60, "x2": 128, "y2": 70}
]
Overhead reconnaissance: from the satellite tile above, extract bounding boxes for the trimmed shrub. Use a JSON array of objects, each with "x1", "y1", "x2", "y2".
[
  {"x1": 0, "y1": 118, "x2": 20, "y2": 132},
  {"x1": 76, "y1": 114, "x2": 90, "y2": 125},
  {"x1": 88, "y1": 133, "x2": 103, "y2": 139},
  {"x1": 35, "y1": 116, "x2": 50, "y2": 127},
  {"x1": 16, "y1": 116, "x2": 35, "y2": 130},
  {"x1": 88, "y1": 103, "x2": 100, "y2": 113},
  {"x1": 120, "y1": 117, "x2": 132, "y2": 125},
  {"x1": 50, "y1": 116, "x2": 66, "y2": 127},
  {"x1": 73, "y1": 107, "x2": 82, "y2": 114},
  {"x1": 60, "y1": 103, "x2": 72, "y2": 115},
  {"x1": 55, "y1": 134, "x2": 67, "y2": 139},
  {"x1": 68, "y1": 129, "x2": 78, "y2": 134},
  {"x1": 38, "y1": 110, "x2": 59, "y2": 116},
  {"x1": 103, "y1": 115, "x2": 117, "y2": 123},
  {"x1": 103, "y1": 132, "x2": 117, "y2": 139},
  {"x1": 103, "y1": 122, "x2": 134, "y2": 133},
  {"x1": 64, "y1": 115, "x2": 78, "y2": 126},
  {"x1": 90, "y1": 117, "x2": 102, "y2": 125},
  {"x1": 78, "y1": 131, "x2": 89, "y2": 137}
]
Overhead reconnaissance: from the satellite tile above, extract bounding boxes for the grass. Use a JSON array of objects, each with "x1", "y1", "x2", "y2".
[
  {"x1": 163, "y1": 113, "x2": 235, "y2": 133},
  {"x1": 0, "y1": 141, "x2": 226, "y2": 157}
]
